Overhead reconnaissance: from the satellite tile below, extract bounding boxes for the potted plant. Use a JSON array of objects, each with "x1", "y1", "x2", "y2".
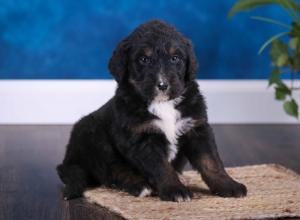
[{"x1": 228, "y1": 0, "x2": 300, "y2": 118}]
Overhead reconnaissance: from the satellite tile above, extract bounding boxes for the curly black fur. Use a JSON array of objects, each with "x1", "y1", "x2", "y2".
[{"x1": 57, "y1": 20, "x2": 247, "y2": 202}]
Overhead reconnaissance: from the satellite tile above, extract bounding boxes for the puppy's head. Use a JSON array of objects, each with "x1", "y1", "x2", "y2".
[{"x1": 109, "y1": 20, "x2": 198, "y2": 102}]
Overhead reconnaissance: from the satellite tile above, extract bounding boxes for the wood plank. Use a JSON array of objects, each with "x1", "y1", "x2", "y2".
[{"x1": 0, "y1": 125, "x2": 299, "y2": 220}]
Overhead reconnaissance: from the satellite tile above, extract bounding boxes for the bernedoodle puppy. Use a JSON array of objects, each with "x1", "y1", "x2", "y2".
[{"x1": 57, "y1": 20, "x2": 247, "y2": 202}]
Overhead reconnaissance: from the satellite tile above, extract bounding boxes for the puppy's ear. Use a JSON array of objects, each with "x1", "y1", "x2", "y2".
[
  {"x1": 184, "y1": 39, "x2": 198, "y2": 82},
  {"x1": 108, "y1": 38, "x2": 130, "y2": 83}
]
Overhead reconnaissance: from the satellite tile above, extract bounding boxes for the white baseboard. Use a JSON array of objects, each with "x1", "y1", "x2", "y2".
[{"x1": 0, "y1": 80, "x2": 299, "y2": 124}]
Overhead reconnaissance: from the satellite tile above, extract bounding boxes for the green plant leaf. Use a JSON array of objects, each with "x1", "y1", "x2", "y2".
[
  {"x1": 290, "y1": 22, "x2": 300, "y2": 37},
  {"x1": 258, "y1": 32, "x2": 289, "y2": 54},
  {"x1": 268, "y1": 68, "x2": 281, "y2": 86},
  {"x1": 283, "y1": 99, "x2": 299, "y2": 118},
  {"x1": 270, "y1": 39, "x2": 289, "y2": 67},
  {"x1": 275, "y1": 83, "x2": 291, "y2": 100},
  {"x1": 289, "y1": 37, "x2": 300, "y2": 49},
  {"x1": 278, "y1": 54, "x2": 289, "y2": 66},
  {"x1": 251, "y1": 16, "x2": 291, "y2": 29},
  {"x1": 275, "y1": 88, "x2": 288, "y2": 100},
  {"x1": 228, "y1": 0, "x2": 300, "y2": 18}
]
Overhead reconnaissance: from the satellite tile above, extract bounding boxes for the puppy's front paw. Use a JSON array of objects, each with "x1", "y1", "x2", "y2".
[
  {"x1": 138, "y1": 187, "x2": 153, "y2": 197},
  {"x1": 159, "y1": 184, "x2": 193, "y2": 202},
  {"x1": 121, "y1": 183, "x2": 153, "y2": 198},
  {"x1": 211, "y1": 180, "x2": 247, "y2": 198}
]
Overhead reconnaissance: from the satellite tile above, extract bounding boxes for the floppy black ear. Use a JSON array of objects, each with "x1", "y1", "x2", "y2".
[
  {"x1": 184, "y1": 39, "x2": 198, "y2": 82},
  {"x1": 108, "y1": 38, "x2": 130, "y2": 83}
]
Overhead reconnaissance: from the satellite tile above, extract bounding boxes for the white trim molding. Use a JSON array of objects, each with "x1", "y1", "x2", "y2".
[{"x1": 0, "y1": 80, "x2": 299, "y2": 124}]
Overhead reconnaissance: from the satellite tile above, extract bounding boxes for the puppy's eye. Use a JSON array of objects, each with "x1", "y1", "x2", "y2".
[
  {"x1": 170, "y1": 55, "x2": 180, "y2": 63},
  {"x1": 139, "y1": 56, "x2": 151, "y2": 65}
]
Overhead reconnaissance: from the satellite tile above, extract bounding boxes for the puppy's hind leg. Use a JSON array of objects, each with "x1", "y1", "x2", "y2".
[{"x1": 56, "y1": 164, "x2": 89, "y2": 200}]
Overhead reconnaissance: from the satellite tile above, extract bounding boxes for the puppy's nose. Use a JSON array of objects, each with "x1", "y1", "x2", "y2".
[{"x1": 157, "y1": 81, "x2": 168, "y2": 91}]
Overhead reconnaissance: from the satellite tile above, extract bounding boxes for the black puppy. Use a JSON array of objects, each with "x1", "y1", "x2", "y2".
[{"x1": 57, "y1": 20, "x2": 247, "y2": 202}]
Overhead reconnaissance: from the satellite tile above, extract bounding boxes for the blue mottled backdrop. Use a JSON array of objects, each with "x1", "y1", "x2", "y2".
[{"x1": 0, "y1": 0, "x2": 291, "y2": 79}]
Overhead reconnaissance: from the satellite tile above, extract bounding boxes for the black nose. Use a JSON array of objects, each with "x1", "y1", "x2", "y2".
[{"x1": 157, "y1": 82, "x2": 168, "y2": 91}]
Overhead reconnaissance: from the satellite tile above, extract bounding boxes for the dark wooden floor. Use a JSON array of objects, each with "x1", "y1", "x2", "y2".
[{"x1": 0, "y1": 124, "x2": 299, "y2": 220}]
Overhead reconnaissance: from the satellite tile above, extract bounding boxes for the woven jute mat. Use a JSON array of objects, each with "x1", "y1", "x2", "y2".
[{"x1": 84, "y1": 164, "x2": 300, "y2": 220}]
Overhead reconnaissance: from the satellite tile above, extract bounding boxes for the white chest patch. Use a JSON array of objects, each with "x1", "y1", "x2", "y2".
[{"x1": 148, "y1": 99, "x2": 195, "y2": 162}]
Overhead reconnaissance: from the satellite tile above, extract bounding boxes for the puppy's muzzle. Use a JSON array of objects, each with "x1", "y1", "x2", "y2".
[{"x1": 157, "y1": 81, "x2": 168, "y2": 91}]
